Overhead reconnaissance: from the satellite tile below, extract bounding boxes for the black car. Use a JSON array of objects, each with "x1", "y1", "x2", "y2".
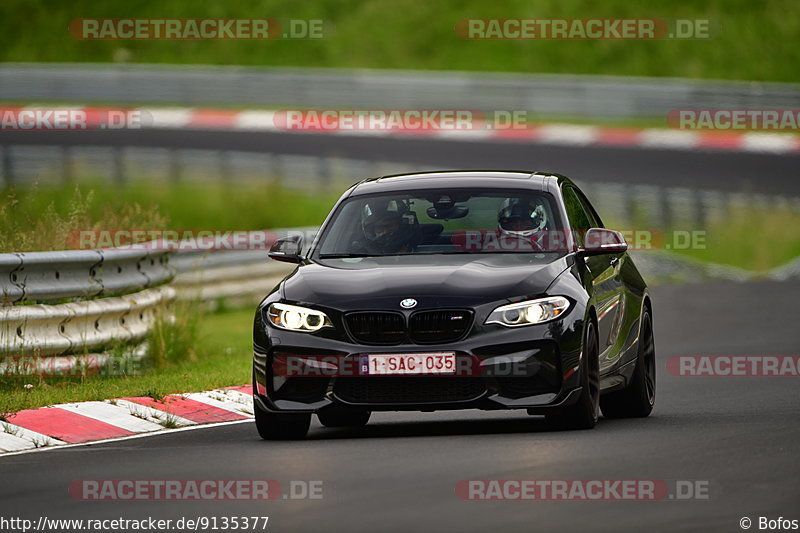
[{"x1": 253, "y1": 171, "x2": 655, "y2": 439}]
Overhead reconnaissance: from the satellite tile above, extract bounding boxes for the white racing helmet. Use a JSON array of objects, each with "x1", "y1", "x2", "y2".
[{"x1": 498, "y1": 199, "x2": 548, "y2": 238}]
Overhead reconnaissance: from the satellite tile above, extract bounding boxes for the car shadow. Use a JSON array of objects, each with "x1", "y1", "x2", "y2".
[
  {"x1": 305, "y1": 415, "x2": 567, "y2": 440},
  {"x1": 298, "y1": 412, "x2": 670, "y2": 441}
]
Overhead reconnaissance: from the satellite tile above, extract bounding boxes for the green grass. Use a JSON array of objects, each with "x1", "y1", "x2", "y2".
[
  {"x1": 0, "y1": 179, "x2": 339, "y2": 252},
  {"x1": 604, "y1": 205, "x2": 800, "y2": 273},
  {"x1": 0, "y1": 307, "x2": 255, "y2": 416},
  {"x1": 0, "y1": 0, "x2": 798, "y2": 83},
  {"x1": 668, "y1": 207, "x2": 800, "y2": 272}
]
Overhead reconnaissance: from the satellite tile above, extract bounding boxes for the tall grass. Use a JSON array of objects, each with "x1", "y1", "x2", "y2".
[
  {"x1": 146, "y1": 301, "x2": 201, "y2": 368},
  {"x1": 603, "y1": 204, "x2": 800, "y2": 273},
  {"x1": 670, "y1": 206, "x2": 800, "y2": 272},
  {"x1": 0, "y1": 179, "x2": 338, "y2": 252},
  {"x1": 0, "y1": 0, "x2": 797, "y2": 83},
  {"x1": 0, "y1": 185, "x2": 169, "y2": 252}
]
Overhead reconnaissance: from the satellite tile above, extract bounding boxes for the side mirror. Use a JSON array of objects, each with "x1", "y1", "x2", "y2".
[
  {"x1": 580, "y1": 228, "x2": 628, "y2": 256},
  {"x1": 268, "y1": 234, "x2": 304, "y2": 264}
]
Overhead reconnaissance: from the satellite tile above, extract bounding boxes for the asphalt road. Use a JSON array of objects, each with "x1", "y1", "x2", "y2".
[
  {"x1": 1, "y1": 279, "x2": 798, "y2": 533},
  {"x1": 4, "y1": 128, "x2": 800, "y2": 194}
]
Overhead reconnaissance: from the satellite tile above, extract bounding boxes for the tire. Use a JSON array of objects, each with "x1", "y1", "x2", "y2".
[
  {"x1": 317, "y1": 407, "x2": 371, "y2": 428},
  {"x1": 547, "y1": 321, "x2": 599, "y2": 430},
  {"x1": 252, "y1": 375, "x2": 311, "y2": 440},
  {"x1": 600, "y1": 310, "x2": 656, "y2": 419}
]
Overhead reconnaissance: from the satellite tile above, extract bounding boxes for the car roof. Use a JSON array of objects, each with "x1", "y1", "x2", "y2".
[{"x1": 349, "y1": 170, "x2": 575, "y2": 196}]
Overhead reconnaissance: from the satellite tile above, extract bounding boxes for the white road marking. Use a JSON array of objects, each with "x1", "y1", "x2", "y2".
[
  {"x1": 214, "y1": 389, "x2": 255, "y2": 406},
  {"x1": 0, "y1": 421, "x2": 66, "y2": 452},
  {"x1": 183, "y1": 392, "x2": 254, "y2": 417},
  {"x1": 112, "y1": 399, "x2": 196, "y2": 428},
  {"x1": 57, "y1": 401, "x2": 165, "y2": 433},
  {"x1": 638, "y1": 129, "x2": 699, "y2": 149},
  {"x1": 741, "y1": 133, "x2": 800, "y2": 153},
  {"x1": 0, "y1": 419, "x2": 252, "y2": 458},
  {"x1": 233, "y1": 110, "x2": 279, "y2": 130},
  {"x1": 144, "y1": 107, "x2": 193, "y2": 128},
  {"x1": 537, "y1": 124, "x2": 599, "y2": 145},
  {"x1": 0, "y1": 431, "x2": 39, "y2": 452}
]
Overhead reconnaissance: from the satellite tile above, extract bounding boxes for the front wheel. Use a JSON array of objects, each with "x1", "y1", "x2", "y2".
[
  {"x1": 547, "y1": 321, "x2": 599, "y2": 430},
  {"x1": 600, "y1": 310, "x2": 656, "y2": 419}
]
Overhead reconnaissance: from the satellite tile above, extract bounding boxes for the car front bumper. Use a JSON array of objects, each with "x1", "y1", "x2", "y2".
[{"x1": 253, "y1": 307, "x2": 587, "y2": 414}]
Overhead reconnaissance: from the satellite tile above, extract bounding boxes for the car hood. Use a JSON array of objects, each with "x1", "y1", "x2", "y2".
[{"x1": 280, "y1": 253, "x2": 570, "y2": 310}]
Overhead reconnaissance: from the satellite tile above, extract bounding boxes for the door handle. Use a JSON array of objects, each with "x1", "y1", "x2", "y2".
[{"x1": 610, "y1": 257, "x2": 620, "y2": 267}]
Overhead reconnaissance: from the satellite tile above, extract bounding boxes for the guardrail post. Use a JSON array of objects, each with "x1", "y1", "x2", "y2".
[
  {"x1": 169, "y1": 148, "x2": 182, "y2": 182},
  {"x1": 621, "y1": 185, "x2": 636, "y2": 227},
  {"x1": 318, "y1": 156, "x2": 332, "y2": 190},
  {"x1": 1, "y1": 145, "x2": 14, "y2": 186},
  {"x1": 269, "y1": 153, "x2": 284, "y2": 185},
  {"x1": 113, "y1": 146, "x2": 126, "y2": 184},
  {"x1": 218, "y1": 150, "x2": 231, "y2": 181},
  {"x1": 693, "y1": 189, "x2": 707, "y2": 228},
  {"x1": 659, "y1": 189, "x2": 674, "y2": 230},
  {"x1": 61, "y1": 146, "x2": 73, "y2": 184}
]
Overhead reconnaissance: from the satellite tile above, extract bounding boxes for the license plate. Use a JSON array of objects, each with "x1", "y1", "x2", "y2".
[{"x1": 360, "y1": 352, "x2": 457, "y2": 375}]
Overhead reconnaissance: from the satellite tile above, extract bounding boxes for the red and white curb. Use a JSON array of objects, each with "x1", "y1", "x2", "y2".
[
  {"x1": 147, "y1": 108, "x2": 800, "y2": 154},
  {"x1": 0, "y1": 385, "x2": 252, "y2": 455},
  {"x1": 4, "y1": 105, "x2": 800, "y2": 154}
]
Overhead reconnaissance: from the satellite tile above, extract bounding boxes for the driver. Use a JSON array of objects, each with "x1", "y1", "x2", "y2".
[{"x1": 357, "y1": 207, "x2": 414, "y2": 254}]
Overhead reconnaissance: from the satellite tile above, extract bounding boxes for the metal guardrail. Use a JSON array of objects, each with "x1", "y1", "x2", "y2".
[
  {"x1": 170, "y1": 227, "x2": 316, "y2": 306},
  {"x1": 172, "y1": 262, "x2": 292, "y2": 306},
  {"x1": 1, "y1": 63, "x2": 799, "y2": 119},
  {"x1": 0, "y1": 228, "x2": 315, "y2": 373},
  {"x1": 0, "y1": 286, "x2": 174, "y2": 357},
  {"x1": 1, "y1": 243, "x2": 174, "y2": 372},
  {"x1": 169, "y1": 226, "x2": 318, "y2": 273},
  {"x1": 0, "y1": 246, "x2": 173, "y2": 305}
]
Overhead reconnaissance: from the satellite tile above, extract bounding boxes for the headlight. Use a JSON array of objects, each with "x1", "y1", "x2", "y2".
[
  {"x1": 266, "y1": 302, "x2": 333, "y2": 332},
  {"x1": 485, "y1": 296, "x2": 570, "y2": 327}
]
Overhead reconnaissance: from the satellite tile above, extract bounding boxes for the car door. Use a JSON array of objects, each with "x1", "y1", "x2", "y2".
[{"x1": 562, "y1": 186, "x2": 624, "y2": 373}]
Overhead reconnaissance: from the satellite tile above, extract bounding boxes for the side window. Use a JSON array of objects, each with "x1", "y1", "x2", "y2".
[
  {"x1": 575, "y1": 188, "x2": 603, "y2": 228},
  {"x1": 562, "y1": 186, "x2": 593, "y2": 246}
]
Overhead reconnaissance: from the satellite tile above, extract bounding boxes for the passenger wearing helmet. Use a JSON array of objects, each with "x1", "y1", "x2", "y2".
[
  {"x1": 356, "y1": 205, "x2": 414, "y2": 254},
  {"x1": 497, "y1": 199, "x2": 548, "y2": 250}
]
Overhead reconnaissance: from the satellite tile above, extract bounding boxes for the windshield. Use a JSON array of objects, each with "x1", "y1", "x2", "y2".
[{"x1": 315, "y1": 188, "x2": 564, "y2": 257}]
